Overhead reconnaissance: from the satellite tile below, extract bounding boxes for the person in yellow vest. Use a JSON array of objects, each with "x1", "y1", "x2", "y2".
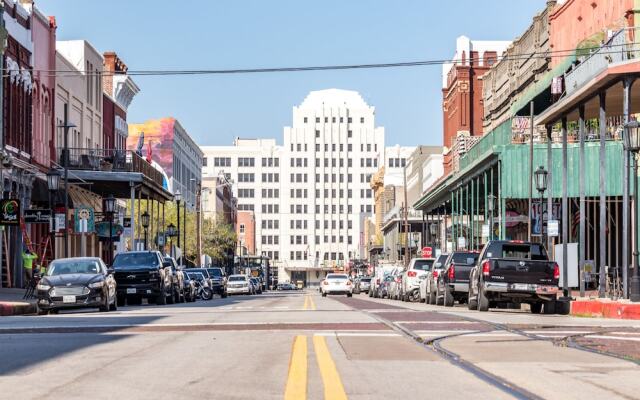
[{"x1": 22, "y1": 250, "x2": 37, "y2": 286}]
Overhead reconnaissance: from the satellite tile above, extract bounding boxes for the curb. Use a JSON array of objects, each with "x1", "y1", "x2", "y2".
[
  {"x1": 571, "y1": 300, "x2": 640, "y2": 320},
  {"x1": 0, "y1": 302, "x2": 37, "y2": 316}
]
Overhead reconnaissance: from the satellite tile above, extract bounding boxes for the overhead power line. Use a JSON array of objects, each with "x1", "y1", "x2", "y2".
[{"x1": 8, "y1": 41, "x2": 638, "y2": 78}]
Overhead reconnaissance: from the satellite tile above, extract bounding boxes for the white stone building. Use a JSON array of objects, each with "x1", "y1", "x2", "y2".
[{"x1": 201, "y1": 89, "x2": 386, "y2": 285}]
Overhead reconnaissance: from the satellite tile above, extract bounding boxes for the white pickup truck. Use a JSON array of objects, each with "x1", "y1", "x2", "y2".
[{"x1": 401, "y1": 258, "x2": 436, "y2": 302}]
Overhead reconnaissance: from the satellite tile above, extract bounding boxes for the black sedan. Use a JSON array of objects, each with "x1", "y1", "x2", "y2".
[{"x1": 36, "y1": 257, "x2": 117, "y2": 315}]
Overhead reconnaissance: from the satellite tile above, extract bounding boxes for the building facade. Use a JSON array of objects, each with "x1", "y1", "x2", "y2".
[
  {"x1": 102, "y1": 52, "x2": 139, "y2": 151},
  {"x1": 236, "y1": 210, "x2": 255, "y2": 256}
]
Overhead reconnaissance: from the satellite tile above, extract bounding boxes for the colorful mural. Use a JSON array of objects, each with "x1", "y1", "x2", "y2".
[{"x1": 127, "y1": 117, "x2": 176, "y2": 180}]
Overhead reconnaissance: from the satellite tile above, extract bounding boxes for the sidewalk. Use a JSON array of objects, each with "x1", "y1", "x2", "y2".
[
  {"x1": 0, "y1": 288, "x2": 37, "y2": 316},
  {"x1": 571, "y1": 298, "x2": 640, "y2": 320}
]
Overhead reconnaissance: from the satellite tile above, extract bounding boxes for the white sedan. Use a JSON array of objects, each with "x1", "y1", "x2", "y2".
[
  {"x1": 226, "y1": 275, "x2": 251, "y2": 295},
  {"x1": 320, "y1": 274, "x2": 353, "y2": 297}
]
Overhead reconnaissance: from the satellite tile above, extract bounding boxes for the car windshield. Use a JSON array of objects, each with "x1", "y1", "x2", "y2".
[
  {"x1": 187, "y1": 269, "x2": 210, "y2": 278},
  {"x1": 112, "y1": 253, "x2": 159, "y2": 268},
  {"x1": 412, "y1": 260, "x2": 434, "y2": 271},
  {"x1": 48, "y1": 260, "x2": 101, "y2": 276},
  {"x1": 187, "y1": 272, "x2": 204, "y2": 281},
  {"x1": 207, "y1": 268, "x2": 223, "y2": 278},
  {"x1": 360, "y1": 278, "x2": 371, "y2": 282},
  {"x1": 451, "y1": 253, "x2": 480, "y2": 265},
  {"x1": 229, "y1": 276, "x2": 246, "y2": 281},
  {"x1": 326, "y1": 274, "x2": 348, "y2": 280},
  {"x1": 434, "y1": 255, "x2": 449, "y2": 268}
]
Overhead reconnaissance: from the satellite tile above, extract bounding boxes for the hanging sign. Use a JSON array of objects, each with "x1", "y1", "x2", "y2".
[
  {"x1": 74, "y1": 206, "x2": 95, "y2": 233},
  {"x1": 0, "y1": 199, "x2": 20, "y2": 226},
  {"x1": 457, "y1": 236, "x2": 466, "y2": 249},
  {"x1": 547, "y1": 220, "x2": 559, "y2": 237},
  {"x1": 481, "y1": 224, "x2": 490, "y2": 238},
  {"x1": 24, "y1": 209, "x2": 51, "y2": 224},
  {"x1": 55, "y1": 213, "x2": 66, "y2": 232}
]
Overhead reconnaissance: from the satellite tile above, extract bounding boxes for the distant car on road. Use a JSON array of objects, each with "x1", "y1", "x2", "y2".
[
  {"x1": 320, "y1": 274, "x2": 353, "y2": 297},
  {"x1": 420, "y1": 254, "x2": 448, "y2": 304},
  {"x1": 401, "y1": 258, "x2": 435, "y2": 302},
  {"x1": 249, "y1": 277, "x2": 262, "y2": 294},
  {"x1": 163, "y1": 257, "x2": 186, "y2": 303},
  {"x1": 227, "y1": 275, "x2": 252, "y2": 295},
  {"x1": 436, "y1": 251, "x2": 480, "y2": 307},
  {"x1": 387, "y1": 269, "x2": 404, "y2": 300},
  {"x1": 36, "y1": 257, "x2": 117, "y2": 315},
  {"x1": 205, "y1": 267, "x2": 228, "y2": 298},
  {"x1": 353, "y1": 277, "x2": 372, "y2": 294},
  {"x1": 112, "y1": 251, "x2": 173, "y2": 306}
]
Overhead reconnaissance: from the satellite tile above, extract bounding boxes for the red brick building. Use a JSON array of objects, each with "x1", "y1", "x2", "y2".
[
  {"x1": 102, "y1": 52, "x2": 138, "y2": 151},
  {"x1": 236, "y1": 210, "x2": 255, "y2": 256},
  {"x1": 442, "y1": 36, "x2": 509, "y2": 174}
]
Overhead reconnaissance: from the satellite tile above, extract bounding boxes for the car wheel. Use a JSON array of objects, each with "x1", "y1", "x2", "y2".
[
  {"x1": 530, "y1": 302, "x2": 543, "y2": 314},
  {"x1": 221, "y1": 291, "x2": 228, "y2": 299},
  {"x1": 543, "y1": 299, "x2": 557, "y2": 314},
  {"x1": 477, "y1": 282, "x2": 489, "y2": 312},
  {"x1": 435, "y1": 285, "x2": 444, "y2": 306},
  {"x1": 347, "y1": 293, "x2": 352, "y2": 298},
  {"x1": 117, "y1": 295, "x2": 126, "y2": 307},
  {"x1": 467, "y1": 290, "x2": 478, "y2": 310},
  {"x1": 444, "y1": 286, "x2": 454, "y2": 307},
  {"x1": 99, "y1": 295, "x2": 110, "y2": 312},
  {"x1": 322, "y1": 292, "x2": 327, "y2": 297},
  {"x1": 109, "y1": 297, "x2": 118, "y2": 311},
  {"x1": 156, "y1": 285, "x2": 167, "y2": 305},
  {"x1": 37, "y1": 307, "x2": 49, "y2": 316}
]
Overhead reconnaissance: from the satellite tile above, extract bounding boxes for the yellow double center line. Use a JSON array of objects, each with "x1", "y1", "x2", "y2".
[
  {"x1": 302, "y1": 295, "x2": 316, "y2": 310},
  {"x1": 284, "y1": 335, "x2": 348, "y2": 400}
]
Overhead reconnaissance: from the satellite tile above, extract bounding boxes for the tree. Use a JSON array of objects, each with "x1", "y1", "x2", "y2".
[{"x1": 202, "y1": 219, "x2": 237, "y2": 264}]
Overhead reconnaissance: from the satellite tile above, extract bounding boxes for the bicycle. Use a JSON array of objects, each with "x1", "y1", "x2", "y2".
[
  {"x1": 604, "y1": 265, "x2": 623, "y2": 300},
  {"x1": 23, "y1": 272, "x2": 41, "y2": 300}
]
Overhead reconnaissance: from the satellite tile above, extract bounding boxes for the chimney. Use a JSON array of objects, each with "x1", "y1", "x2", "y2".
[{"x1": 103, "y1": 52, "x2": 117, "y2": 96}]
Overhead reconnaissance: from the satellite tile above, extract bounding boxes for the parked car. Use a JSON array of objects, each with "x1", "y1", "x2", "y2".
[
  {"x1": 387, "y1": 269, "x2": 404, "y2": 300},
  {"x1": 205, "y1": 267, "x2": 228, "y2": 298},
  {"x1": 227, "y1": 275, "x2": 252, "y2": 295},
  {"x1": 468, "y1": 240, "x2": 560, "y2": 313},
  {"x1": 320, "y1": 274, "x2": 353, "y2": 297},
  {"x1": 436, "y1": 251, "x2": 480, "y2": 307},
  {"x1": 401, "y1": 258, "x2": 436, "y2": 302},
  {"x1": 354, "y1": 277, "x2": 372, "y2": 294},
  {"x1": 249, "y1": 277, "x2": 262, "y2": 294},
  {"x1": 163, "y1": 257, "x2": 186, "y2": 303},
  {"x1": 112, "y1": 251, "x2": 173, "y2": 306},
  {"x1": 420, "y1": 254, "x2": 448, "y2": 304},
  {"x1": 370, "y1": 264, "x2": 399, "y2": 298},
  {"x1": 181, "y1": 270, "x2": 198, "y2": 302},
  {"x1": 36, "y1": 257, "x2": 117, "y2": 315},
  {"x1": 377, "y1": 275, "x2": 394, "y2": 298},
  {"x1": 277, "y1": 282, "x2": 297, "y2": 290}
]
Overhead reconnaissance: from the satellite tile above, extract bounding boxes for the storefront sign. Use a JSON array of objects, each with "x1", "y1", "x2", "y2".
[
  {"x1": 457, "y1": 236, "x2": 466, "y2": 249},
  {"x1": 0, "y1": 199, "x2": 20, "y2": 226},
  {"x1": 74, "y1": 206, "x2": 95, "y2": 233},
  {"x1": 481, "y1": 224, "x2": 490, "y2": 238},
  {"x1": 24, "y1": 209, "x2": 51, "y2": 224},
  {"x1": 55, "y1": 213, "x2": 66, "y2": 232},
  {"x1": 547, "y1": 220, "x2": 559, "y2": 237}
]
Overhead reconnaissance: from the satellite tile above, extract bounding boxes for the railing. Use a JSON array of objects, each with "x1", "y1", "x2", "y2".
[
  {"x1": 56, "y1": 147, "x2": 165, "y2": 187},
  {"x1": 382, "y1": 206, "x2": 421, "y2": 225},
  {"x1": 564, "y1": 28, "x2": 634, "y2": 96}
]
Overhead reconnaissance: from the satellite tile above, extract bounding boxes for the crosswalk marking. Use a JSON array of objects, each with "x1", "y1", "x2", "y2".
[{"x1": 284, "y1": 335, "x2": 308, "y2": 400}]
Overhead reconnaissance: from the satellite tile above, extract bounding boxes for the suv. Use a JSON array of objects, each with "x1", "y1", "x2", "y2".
[
  {"x1": 163, "y1": 257, "x2": 186, "y2": 303},
  {"x1": 436, "y1": 251, "x2": 480, "y2": 306},
  {"x1": 206, "y1": 267, "x2": 228, "y2": 298},
  {"x1": 112, "y1": 251, "x2": 173, "y2": 306},
  {"x1": 420, "y1": 254, "x2": 448, "y2": 304},
  {"x1": 401, "y1": 258, "x2": 435, "y2": 302}
]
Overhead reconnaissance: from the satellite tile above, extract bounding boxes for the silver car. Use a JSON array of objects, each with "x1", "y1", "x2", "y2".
[
  {"x1": 420, "y1": 254, "x2": 449, "y2": 304},
  {"x1": 227, "y1": 275, "x2": 251, "y2": 295}
]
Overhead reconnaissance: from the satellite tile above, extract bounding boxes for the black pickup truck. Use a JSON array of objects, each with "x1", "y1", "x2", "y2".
[
  {"x1": 112, "y1": 251, "x2": 174, "y2": 306},
  {"x1": 468, "y1": 241, "x2": 559, "y2": 314},
  {"x1": 436, "y1": 251, "x2": 480, "y2": 307}
]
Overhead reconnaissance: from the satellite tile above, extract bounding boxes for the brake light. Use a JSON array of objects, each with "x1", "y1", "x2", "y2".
[
  {"x1": 448, "y1": 264, "x2": 455, "y2": 280},
  {"x1": 323, "y1": 281, "x2": 329, "y2": 285},
  {"x1": 482, "y1": 260, "x2": 490, "y2": 277},
  {"x1": 553, "y1": 263, "x2": 560, "y2": 280},
  {"x1": 432, "y1": 270, "x2": 439, "y2": 279},
  {"x1": 408, "y1": 271, "x2": 417, "y2": 277},
  {"x1": 346, "y1": 281, "x2": 352, "y2": 286},
  {"x1": 510, "y1": 240, "x2": 524, "y2": 243}
]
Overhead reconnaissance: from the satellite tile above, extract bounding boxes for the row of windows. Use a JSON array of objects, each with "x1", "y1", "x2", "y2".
[
  {"x1": 290, "y1": 188, "x2": 308, "y2": 199},
  {"x1": 315, "y1": 130, "x2": 354, "y2": 139},
  {"x1": 261, "y1": 219, "x2": 280, "y2": 230},
  {"x1": 261, "y1": 204, "x2": 279, "y2": 214},
  {"x1": 304, "y1": 116, "x2": 365, "y2": 124},
  {"x1": 317, "y1": 158, "x2": 353, "y2": 168},
  {"x1": 212, "y1": 157, "x2": 231, "y2": 167},
  {"x1": 290, "y1": 235, "x2": 308, "y2": 245},
  {"x1": 315, "y1": 173, "x2": 352, "y2": 184},
  {"x1": 290, "y1": 204, "x2": 309, "y2": 214},
  {"x1": 388, "y1": 158, "x2": 407, "y2": 168},
  {"x1": 261, "y1": 235, "x2": 280, "y2": 245},
  {"x1": 360, "y1": 173, "x2": 373, "y2": 183},
  {"x1": 262, "y1": 188, "x2": 279, "y2": 198},
  {"x1": 291, "y1": 143, "x2": 309, "y2": 152},
  {"x1": 360, "y1": 158, "x2": 378, "y2": 168},
  {"x1": 262, "y1": 157, "x2": 279, "y2": 167},
  {"x1": 238, "y1": 173, "x2": 255, "y2": 183},
  {"x1": 315, "y1": 188, "x2": 352, "y2": 199},
  {"x1": 262, "y1": 251, "x2": 280, "y2": 261},
  {"x1": 315, "y1": 219, "x2": 353, "y2": 230},
  {"x1": 238, "y1": 189, "x2": 255, "y2": 198},
  {"x1": 290, "y1": 173, "x2": 308, "y2": 183},
  {"x1": 291, "y1": 220, "x2": 309, "y2": 230},
  {"x1": 290, "y1": 251, "x2": 309, "y2": 261},
  {"x1": 238, "y1": 204, "x2": 254, "y2": 211},
  {"x1": 291, "y1": 158, "x2": 309, "y2": 167},
  {"x1": 238, "y1": 157, "x2": 255, "y2": 167},
  {"x1": 360, "y1": 189, "x2": 373, "y2": 198},
  {"x1": 262, "y1": 173, "x2": 279, "y2": 183}
]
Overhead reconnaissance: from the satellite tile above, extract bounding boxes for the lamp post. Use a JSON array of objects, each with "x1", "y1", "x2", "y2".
[
  {"x1": 141, "y1": 211, "x2": 150, "y2": 250},
  {"x1": 102, "y1": 195, "x2": 116, "y2": 265},
  {"x1": 175, "y1": 190, "x2": 182, "y2": 256},
  {"x1": 429, "y1": 222, "x2": 438, "y2": 251},
  {"x1": 624, "y1": 120, "x2": 640, "y2": 301},
  {"x1": 166, "y1": 223, "x2": 176, "y2": 258},
  {"x1": 487, "y1": 194, "x2": 496, "y2": 241},
  {"x1": 57, "y1": 104, "x2": 77, "y2": 258},
  {"x1": 46, "y1": 169, "x2": 61, "y2": 261},
  {"x1": 534, "y1": 166, "x2": 548, "y2": 247}
]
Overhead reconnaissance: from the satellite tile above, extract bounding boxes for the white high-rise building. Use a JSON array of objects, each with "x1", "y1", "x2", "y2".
[{"x1": 201, "y1": 89, "x2": 385, "y2": 285}]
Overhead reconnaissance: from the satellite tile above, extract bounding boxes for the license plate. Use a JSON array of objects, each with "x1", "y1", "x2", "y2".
[
  {"x1": 512, "y1": 284, "x2": 529, "y2": 291},
  {"x1": 62, "y1": 295, "x2": 76, "y2": 303},
  {"x1": 126, "y1": 288, "x2": 136, "y2": 294}
]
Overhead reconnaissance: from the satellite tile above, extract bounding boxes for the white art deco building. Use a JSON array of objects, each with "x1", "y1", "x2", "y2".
[{"x1": 202, "y1": 89, "x2": 385, "y2": 285}]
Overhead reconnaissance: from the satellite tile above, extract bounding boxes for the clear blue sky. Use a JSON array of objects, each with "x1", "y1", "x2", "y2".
[{"x1": 38, "y1": 0, "x2": 544, "y2": 147}]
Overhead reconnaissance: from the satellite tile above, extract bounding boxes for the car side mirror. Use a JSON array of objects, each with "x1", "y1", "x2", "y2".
[{"x1": 107, "y1": 268, "x2": 115, "y2": 275}]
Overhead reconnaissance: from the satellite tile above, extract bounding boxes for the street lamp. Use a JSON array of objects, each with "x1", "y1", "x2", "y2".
[
  {"x1": 46, "y1": 169, "x2": 61, "y2": 261},
  {"x1": 429, "y1": 222, "x2": 438, "y2": 249},
  {"x1": 487, "y1": 194, "x2": 496, "y2": 241},
  {"x1": 166, "y1": 223, "x2": 176, "y2": 258},
  {"x1": 534, "y1": 166, "x2": 548, "y2": 246},
  {"x1": 141, "y1": 211, "x2": 150, "y2": 250},
  {"x1": 102, "y1": 195, "x2": 116, "y2": 265},
  {"x1": 624, "y1": 120, "x2": 640, "y2": 302},
  {"x1": 175, "y1": 190, "x2": 182, "y2": 257}
]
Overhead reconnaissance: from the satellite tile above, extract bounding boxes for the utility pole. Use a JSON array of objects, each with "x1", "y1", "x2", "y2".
[
  {"x1": 58, "y1": 104, "x2": 75, "y2": 258},
  {"x1": 528, "y1": 101, "x2": 534, "y2": 242},
  {"x1": 403, "y1": 161, "x2": 409, "y2": 267},
  {"x1": 196, "y1": 182, "x2": 202, "y2": 266}
]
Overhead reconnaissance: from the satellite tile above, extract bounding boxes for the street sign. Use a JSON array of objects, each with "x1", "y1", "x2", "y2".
[
  {"x1": 457, "y1": 236, "x2": 466, "y2": 249},
  {"x1": 421, "y1": 246, "x2": 433, "y2": 258},
  {"x1": 24, "y1": 209, "x2": 51, "y2": 224},
  {"x1": 548, "y1": 220, "x2": 559, "y2": 237},
  {"x1": 95, "y1": 221, "x2": 123, "y2": 239},
  {"x1": 55, "y1": 213, "x2": 66, "y2": 232},
  {"x1": 481, "y1": 224, "x2": 490, "y2": 238},
  {"x1": 0, "y1": 199, "x2": 20, "y2": 226},
  {"x1": 74, "y1": 206, "x2": 95, "y2": 233}
]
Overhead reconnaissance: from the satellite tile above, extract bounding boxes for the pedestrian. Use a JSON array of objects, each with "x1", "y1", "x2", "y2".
[{"x1": 22, "y1": 249, "x2": 37, "y2": 287}]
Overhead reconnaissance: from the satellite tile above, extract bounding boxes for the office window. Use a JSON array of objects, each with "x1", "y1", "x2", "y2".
[
  {"x1": 348, "y1": 117, "x2": 352, "y2": 123},
  {"x1": 238, "y1": 157, "x2": 255, "y2": 167},
  {"x1": 360, "y1": 159, "x2": 364, "y2": 167},
  {"x1": 347, "y1": 189, "x2": 352, "y2": 198},
  {"x1": 315, "y1": 236, "x2": 320, "y2": 245},
  {"x1": 202, "y1": 157, "x2": 208, "y2": 167},
  {"x1": 348, "y1": 130, "x2": 352, "y2": 138},
  {"x1": 324, "y1": 144, "x2": 328, "y2": 152},
  {"x1": 316, "y1": 189, "x2": 320, "y2": 198},
  {"x1": 316, "y1": 174, "x2": 320, "y2": 183},
  {"x1": 348, "y1": 205, "x2": 352, "y2": 213},
  {"x1": 366, "y1": 158, "x2": 372, "y2": 167},
  {"x1": 315, "y1": 117, "x2": 320, "y2": 123},
  {"x1": 332, "y1": 117, "x2": 336, "y2": 123},
  {"x1": 274, "y1": 251, "x2": 279, "y2": 260},
  {"x1": 274, "y1": 236, "x2": 279, "y2": 245},
  {"x1": 401, "y1": 158, "x2": 406, "y2": 167},
  {"x1": 315, "y1": 220, "x2": 320, "y2": 229},
  {"x1": 324, "y1": 117, "x2": 328, "y2": 123},
  {"x1": 324, "y1": 158, "x2": 329, "y2": 167},
  {"x1": 261, "y1": 220, "x2": 266, "y2": 229},
  {"x1": 340, "y1": 117, "x2": 344, "y2": 123},
  {"x1": 339, "y1": 159, "x2": 344, "y2": 167},
  {"x1": 304, "y1": 117, "x2": 308, "y2": 123},
  {"x1": 360, "y1": 117, "x2": 365, "y2": 123},
  {"x1": 297, "y1": 144, "x2": 301, "y2": 152},
  {"x1": 315, "y1": 205, "x2": 320, "y2": 213},
  {"x1": 348, "y1": 159, "x2": 352, "y2": 168},
  {"x1": 316, "y1": 144, "x2": 320, "y2": 152},
  {"x1": 348, "y1": 144, "x2": 352, "y2": 152},
  {"x1": 374, "y1": 158, "x2": 378, "y2": 167},
  {"x1": 367, "y1": 144, "x2": 371, "y2": 152},
  {"x1": 240, "y1": 224, "x2": 245, "y2": 234}
]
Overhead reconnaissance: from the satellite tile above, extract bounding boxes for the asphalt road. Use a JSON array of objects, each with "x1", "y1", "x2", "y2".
[{"x1": 0, "y1": 291, "x2": 639, "y2": 400}]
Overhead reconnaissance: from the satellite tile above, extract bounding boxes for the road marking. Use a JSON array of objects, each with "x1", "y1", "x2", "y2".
[
  {"x1": 586, "y1": 335, "x2": 640, "y2": 342},
  {"x1": 315, "y1": 332, "x2": 401, "y2": 337},
  {"x1": 313, "y1": 336, "x2": 348, "y2": 400},
  {"x1": 309, "y1": 296, "x2": 317, "y2": 310},
  {"x1": 303, "y1": 296, "x2": 309, "y2": 310},
  {"x1": 394, "y1": 320, "x2": 473, "y2": 324},
  {"x1": 284, "y1": 335, "x2": 308, "y2": 400}
]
